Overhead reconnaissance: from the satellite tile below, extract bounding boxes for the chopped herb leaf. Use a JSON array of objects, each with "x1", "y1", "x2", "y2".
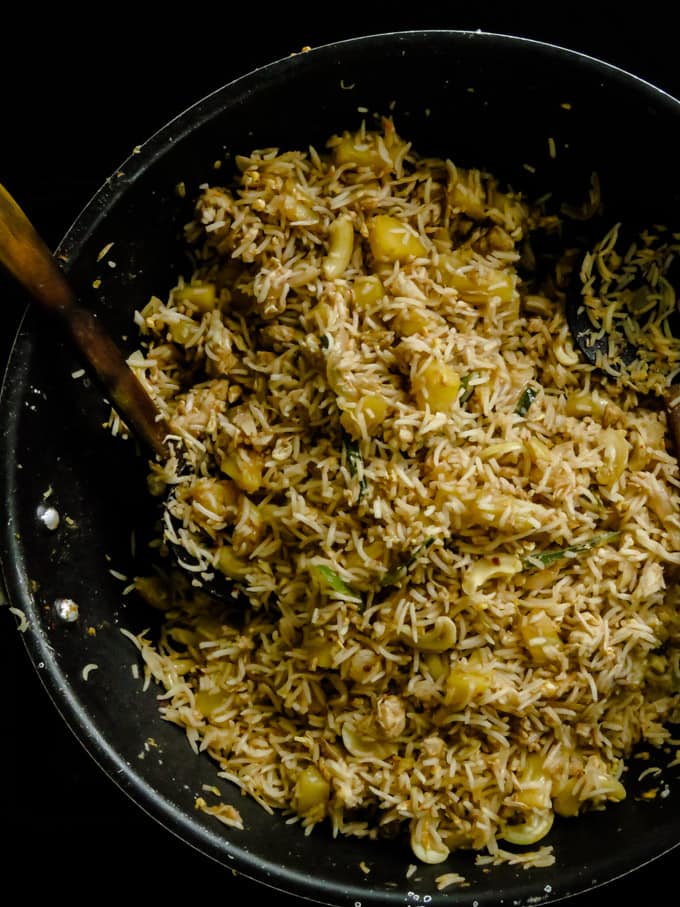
[
  {"x1": 381, "y1": 537, "x2": 435, "y2": 587},
  {"x1": 522, "y1": 530, "x2": 620, "y2": 568},
  {"x1": 320, "y1": 334, "x2": 330, "y2": 349},
  {"x1": 516, "y1": 385, "x2": 538, "y2": 416},
  {"x1": 312, "y1": 564, "x2": 362, "y2": 602},
  {"x1": 459, "y1": 371, "x2": 480, "y2": 405},
  {"x1": 343, "y1": 433, "x2": 368, "y2": 501}
]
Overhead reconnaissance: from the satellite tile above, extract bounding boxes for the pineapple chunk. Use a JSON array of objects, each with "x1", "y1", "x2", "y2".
[
  {"x1": 340, "y1": 394, "x2": 388, "y2": 438},
  {"x1": 423, "y1": 652, "x2": 447, "y2": 681},
  {"x1": 519, "y1": 610, "x2": 562, "y2": 663},
  {"x1": 368, "y1": 215, "x2": 426, "y2": 262},
  {"x1": 282, "y1": 194, "x2": 316, "y2": 223},
  {"x1": 449, "y1": 177, "x2": 486, "y2": 219},
  {"x1": 294, "y1": 765, "x2": 330, "y2": 815},
  {"x1": 412, "y1": 360, "x2": 460, "y2": 413},
  {"x1": 168, "y1": 315, "x2": 197, "y2": 345},
  {"x1": 439, "y1": 250, "x2": 516, "y2": 302},
  {"x1": 354, "y1": 274, "x2": 385, "y2": 307},
  {"x1": 444, "y1": 668, "x2": 489, "y2": 708},
  {"x1": 393, "y1": 305, "x2": 444, "y2": 337},
  {"x1": 195, "y1": 689, "x2": 225, "y2": 717},
  {"x1": 190, "y1": 478, "x2": 240, "y2": 520},
  {"x1": 334, "y1": 132, "x2": 390, "y2": 170},
  {"x1": 173, "y1": 282, "x2": 218, "y2": 312},
  {"x1": 219, "y1": 448, "x2": 263, "y2": 493}
]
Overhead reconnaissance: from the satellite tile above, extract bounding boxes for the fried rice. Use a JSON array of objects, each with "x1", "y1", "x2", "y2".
[{"x1": 122, "y1": 117, "x2": 680, "y2": 868}]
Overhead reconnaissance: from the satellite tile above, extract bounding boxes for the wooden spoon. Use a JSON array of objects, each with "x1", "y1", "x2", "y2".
[
  {"x1": 0, "y1": 183, "x2": 169, "y2": 459},
  {"x1": 0, "y1": 183, "x2": 232, "y2": 600}
]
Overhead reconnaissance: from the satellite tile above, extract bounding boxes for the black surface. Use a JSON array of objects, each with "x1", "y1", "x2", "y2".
[{"x1": 1, "y1": 7, "x2": 679, "y2": 903}]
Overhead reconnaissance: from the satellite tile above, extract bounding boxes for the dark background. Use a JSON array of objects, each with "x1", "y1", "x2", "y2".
[{"x1": 1, "y1": 5, "x2": 678, "y2": 902}]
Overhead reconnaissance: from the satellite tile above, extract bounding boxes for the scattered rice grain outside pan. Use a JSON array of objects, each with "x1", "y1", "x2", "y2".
[{"x1": 2, "y1": 30, "x2": 680, "y2": 906}]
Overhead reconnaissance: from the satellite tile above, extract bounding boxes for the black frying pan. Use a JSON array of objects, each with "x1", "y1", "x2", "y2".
[{"x1": 2, "y1": 30, "x2": 679, "y2": 906}]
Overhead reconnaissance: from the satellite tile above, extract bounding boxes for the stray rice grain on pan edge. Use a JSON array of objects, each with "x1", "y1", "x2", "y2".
[{"x1": 116, "y1": 117, "x2": 680, "y2": 871}]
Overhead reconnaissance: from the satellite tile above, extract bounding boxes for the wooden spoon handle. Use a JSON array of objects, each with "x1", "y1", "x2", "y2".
[{"x1": 0, "y1": 183, "x2": 169, "y2": 459}]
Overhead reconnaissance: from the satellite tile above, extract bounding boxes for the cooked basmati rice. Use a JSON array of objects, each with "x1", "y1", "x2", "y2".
[{"x1": 124, "y1": 117, "x2": 680, "y2": 867}]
